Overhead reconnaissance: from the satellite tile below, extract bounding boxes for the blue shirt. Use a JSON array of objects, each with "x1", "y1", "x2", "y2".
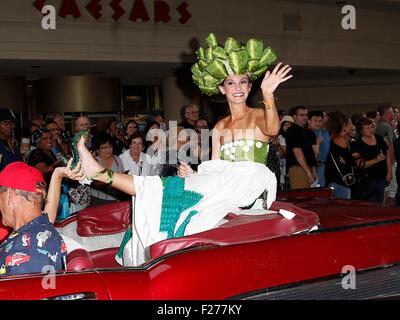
[
  {"x1": 0, "y1": 214, "x2": 67, "y2": 276},
  {"x1": 315, "y1": 129, "x2": 330, "y2": 162},
  {"x1": 0, "y1": 139, "x2": 22, "y2": 171}
]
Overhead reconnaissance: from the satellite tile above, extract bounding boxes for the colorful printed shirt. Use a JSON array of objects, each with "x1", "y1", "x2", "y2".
[{"x1": 0, "y1": 214, "x2": 67, "y2": 276}]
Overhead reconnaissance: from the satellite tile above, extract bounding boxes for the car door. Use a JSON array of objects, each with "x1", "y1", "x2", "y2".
[{"x1": 0, "y1": 270, "x2": 109, "y2": 300}]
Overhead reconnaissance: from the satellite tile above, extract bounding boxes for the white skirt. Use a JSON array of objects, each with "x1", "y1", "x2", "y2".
[{"x1": 119, "y1": 160, "x2": 277, "y2": 266}]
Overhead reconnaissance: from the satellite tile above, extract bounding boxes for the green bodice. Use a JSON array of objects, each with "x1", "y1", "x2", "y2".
[{"x1": 220, "y1": 139, "x2": 269, "y2": 164}]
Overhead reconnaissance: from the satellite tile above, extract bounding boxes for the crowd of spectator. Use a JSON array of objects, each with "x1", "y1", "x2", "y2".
[
  {"x1": 0, "y1": 106, "x2": 213, "y2": 218},
  {"x1": 274, "y1": 104, "x2": 399, "y2": 205},
  {"x1": 1, "y1": 102, "x2": 400, "y2": 223}
]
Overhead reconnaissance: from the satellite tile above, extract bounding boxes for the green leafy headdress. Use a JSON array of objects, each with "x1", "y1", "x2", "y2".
[{"x1": 191, "y1": 33, "x2": 278, "y2": 95}]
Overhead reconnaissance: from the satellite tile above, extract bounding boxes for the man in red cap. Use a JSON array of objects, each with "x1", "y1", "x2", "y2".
[{"x1": 0, "y1": 162, "x2": 66, "y2": 276}]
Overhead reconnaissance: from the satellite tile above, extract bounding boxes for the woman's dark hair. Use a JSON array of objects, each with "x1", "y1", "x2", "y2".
[
  {"x1": 366, "y1": 110, "x2": 378, "y2": 119},
  {"x1": 326, "y1": 111, "x2": 349, "y2": 137},
  {"x1": 94, "y1": 130, "x2": 113, "y2": 151},
  {"x1": 127, "y1": 132, "x2": 145, "y2": 147},
  {"x1": 125, "y1": 120, "x2": 138, "y2": 136},
  {"x1": 143, "y1": 121, "x2": 160, "y2": 152},
  {"x1": 356, "y1": 117, "x2": 375, "y2": 135},
  {"x1": 278, "y1": 121, "x2": 291, "y2": 138},
  {"x1": 144, "y1": 121, "x2": 160, "y2": 136},
  {"x1": 350, "y1": 113, "x2": 364, "y2": 128}
]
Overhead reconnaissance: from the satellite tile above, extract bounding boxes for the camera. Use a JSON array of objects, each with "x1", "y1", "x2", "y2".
[
  {"x1": 342, "y1": 173, "x2": 356, "y2": 187},
  {"x1": 116, "y1": 122, "x2": 124, "y2": 134}
]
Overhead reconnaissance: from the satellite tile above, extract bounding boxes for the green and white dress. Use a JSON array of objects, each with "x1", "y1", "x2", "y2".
[
  {"x1": 219, "y1": 139, "x2": 269, "y2": 164},
  {"x1": 117, "y1": 139, "x2": 276, "y2": 267}
]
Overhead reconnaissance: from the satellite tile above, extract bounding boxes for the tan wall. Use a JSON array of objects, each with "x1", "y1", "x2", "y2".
[
  {"x1": 0, "y1": 0, "x2": 399, "y2": 118},
  {"x1": 162, "y1": 76, "x2": 190, "y2": 122},
  {"x1": 0, "y1": 0, "x2": 398, "y2": 69},
  {"x1": 35, "y1": 76, "x2": 121, "y2": 113},
  {"x1": 0, "y1": 76, "x2": 26, "y2": 113},
  {"x1": 249, "y1": 83, "x2": 400, "y2": 116}
]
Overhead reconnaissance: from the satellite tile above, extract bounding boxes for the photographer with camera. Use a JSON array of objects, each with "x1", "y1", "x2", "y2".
[
  {"x1": 324, "y1": 111, "x2": 356, "y2": 199},
  {"x1": 107, "y1": 120, "x2": 128, "y2": 156}
]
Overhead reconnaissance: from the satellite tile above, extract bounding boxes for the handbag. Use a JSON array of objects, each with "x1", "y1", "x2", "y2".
[
  {"x1": 68, "y1": 183, "x2": 91, "y2": 207},
  {"x1": 351, "y1": 159, "x2": 374, "y2": 200},
  {"x1": 330, "y1": 152, "x2": 356, "y2": 187}
]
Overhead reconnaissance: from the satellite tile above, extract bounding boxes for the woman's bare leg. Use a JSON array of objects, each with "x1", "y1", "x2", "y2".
[{"x1": 77, "y1": 136, "x2": 136, "y2": 196}]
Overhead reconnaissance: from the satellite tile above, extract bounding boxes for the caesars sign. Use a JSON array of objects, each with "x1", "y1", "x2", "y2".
[{"x1": 33, "y1": 0, "x2": 192, "y2": 24}]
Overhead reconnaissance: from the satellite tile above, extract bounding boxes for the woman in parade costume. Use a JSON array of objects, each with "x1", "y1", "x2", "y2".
[
  {"x1": 179, "y1": 33, "x2": 292, "y2": 175},
  {"x1": 59, "y1": 33, "x2": 292, "y2": 266}
]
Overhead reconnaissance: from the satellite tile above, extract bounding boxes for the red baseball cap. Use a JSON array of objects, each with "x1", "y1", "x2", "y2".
[{"x1": 0, "y1": 162, "x2": 46, "y2": 193}]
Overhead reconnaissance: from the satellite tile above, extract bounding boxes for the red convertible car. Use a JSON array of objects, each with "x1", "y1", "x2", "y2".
[{"x1": 0, "y1": 187, "x2": 399, "y2": 300}]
